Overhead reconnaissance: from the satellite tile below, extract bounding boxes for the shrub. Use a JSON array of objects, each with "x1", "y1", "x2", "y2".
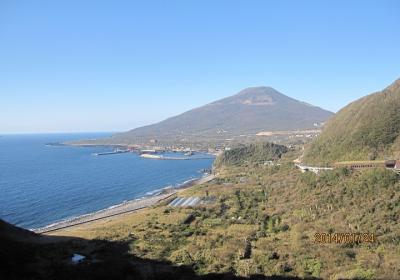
[
  {"x1": 214, "y1": 142, "x2": 288, "y2": 167},
  {"x1": 302, "y1": 258, "x2": 322, "y2": 277},
  {"x1": 344, "y1": 267, "x2": 375, "y2": 280}
]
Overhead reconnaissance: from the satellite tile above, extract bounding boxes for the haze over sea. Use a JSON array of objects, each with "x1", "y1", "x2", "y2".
[{"x1": 0, "y1": 133, "x2": 213, "y2": 229}]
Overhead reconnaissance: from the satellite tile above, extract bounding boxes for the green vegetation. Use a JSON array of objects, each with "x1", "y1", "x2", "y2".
[
  {"x1": 5, "y1": 122, "x2": 400, "y2": 279},
  {"x1": 214, "y1": 142, "x2": 288, "y2": 167},
  {"x1": 303, "y1": 78, "x2": 400, "y2": 165},
  {"x1": 49, "y1": 149, "x2": 400, "y2": 279}
]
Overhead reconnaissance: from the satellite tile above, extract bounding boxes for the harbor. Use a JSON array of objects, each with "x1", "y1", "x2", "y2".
[{"x1": 89, "y1": 146, "x2": 215, "y2": 161}]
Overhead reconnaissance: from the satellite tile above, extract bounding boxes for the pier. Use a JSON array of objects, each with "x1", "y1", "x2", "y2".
[{"x1": 92, "y1": 149, "x2": 130, "y2": 156}]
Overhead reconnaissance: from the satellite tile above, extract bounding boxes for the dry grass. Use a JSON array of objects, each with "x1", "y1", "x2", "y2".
[{"x1": 50, "y1": 162, "x2": 400, "y2": 279}]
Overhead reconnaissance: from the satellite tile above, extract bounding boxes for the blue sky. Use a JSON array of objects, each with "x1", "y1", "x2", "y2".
[{"x1": 1, "y1": 0, "x2": 399, "y2": 133}]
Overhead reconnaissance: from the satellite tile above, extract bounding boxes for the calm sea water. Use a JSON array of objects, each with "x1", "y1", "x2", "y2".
[{"x1": 0, "y1": 133, "x2": 214, "y2": 229}]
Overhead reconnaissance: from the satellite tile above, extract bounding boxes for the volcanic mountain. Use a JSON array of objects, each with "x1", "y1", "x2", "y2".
[
  {"x1": 92, "y1": 86, "x2": 332, "y2": 146},
  {"x1": 303, "y1": 78, "x2": 400, "y2": 165}
]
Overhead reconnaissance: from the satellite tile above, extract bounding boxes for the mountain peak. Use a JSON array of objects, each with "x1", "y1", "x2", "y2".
[
  {"x1": 214, "y1": 86, "x2": 289, "y2": 106},
  {"x1": 104, "y1": 86, "x2": 333, "y2": 146},
  {"x1": 235, "y1": 86, "x2": 281, "y2": 98},
  {"x1": 236, "y1": 86, "x2": 276, "y2": 94}
]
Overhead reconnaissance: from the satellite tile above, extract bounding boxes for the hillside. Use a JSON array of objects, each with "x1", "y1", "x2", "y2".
[
  {"x1": 49, "y1": 146, "x2": 400, "y2": 279},
  {"x1": 4, "y1": 143, "x2": 400, "y2": 279},
  {"x1": 214, "y1": 142, "x2": 288, "y2": 167},
  {"x1": 303, "y1": 78, "x2": 400, "y2": 165},
  {"x1": 76, "y1": 87, "x2": 332, "y2": 147},
  {"x1": 0, "y1": 219, "x2": 39, "y2": 242},
  {"x1": 0, "y1": 218, "x2": 310, "y2": 280}
]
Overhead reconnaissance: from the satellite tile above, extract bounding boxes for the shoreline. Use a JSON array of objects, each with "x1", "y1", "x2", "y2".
[
  {"x1": 60, "y1": 142, "x2": 219, "y2": 156},
  {"x1": 34, "y1": 174, "x2": 214, "y2": 234}
]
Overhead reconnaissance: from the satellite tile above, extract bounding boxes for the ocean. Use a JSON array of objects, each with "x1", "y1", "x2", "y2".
[{"x1": 0, "y1": 133, "x2": 214, "y2": 229}]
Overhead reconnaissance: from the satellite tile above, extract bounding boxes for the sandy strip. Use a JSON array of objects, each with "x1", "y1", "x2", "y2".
[{"x1": 34, "y1": 175, "x2": 215, "y2": 234}]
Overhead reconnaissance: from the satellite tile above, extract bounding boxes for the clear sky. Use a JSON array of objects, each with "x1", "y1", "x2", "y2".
[{"x1": 1, "y1": 0, "x2": 399, "y2": 133}]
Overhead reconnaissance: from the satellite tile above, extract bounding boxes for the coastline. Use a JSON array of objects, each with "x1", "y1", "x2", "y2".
[
  {"x1": 62, "y1": 142, "x2": 220, "y2": 156},
  {"x1": 34, "y1": 174, "x2": 214, "y2": 234}
]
